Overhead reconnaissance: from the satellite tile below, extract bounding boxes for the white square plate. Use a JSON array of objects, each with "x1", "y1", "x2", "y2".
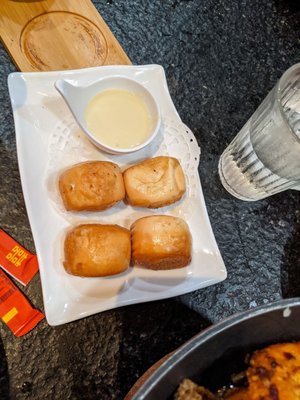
[{"x1": 8, "y1": 65, "x2": 226, "y2": 326}]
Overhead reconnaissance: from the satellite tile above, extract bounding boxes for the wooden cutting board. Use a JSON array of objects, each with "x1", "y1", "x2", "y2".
[{"x1": 0, "y1": 0, "x2": 131, "y2": 71}]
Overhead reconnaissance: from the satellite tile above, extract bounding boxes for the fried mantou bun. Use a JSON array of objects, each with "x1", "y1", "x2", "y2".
[
  {"x1": 59, "y1": 161, "x2": 125, "y2": 211},
  {"x1": 123, "y1": 156, "x2": 186, "y2": 208},
  {"x1": 131, "y1": 215, "x2": 192, "y2": 270},
  {"x1": 64, "y1": 224, "x2": 131, "y2": 277}
]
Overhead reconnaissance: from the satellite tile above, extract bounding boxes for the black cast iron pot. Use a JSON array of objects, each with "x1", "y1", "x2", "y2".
[{"x1": 128, "y1": 297, "x2": 300, "y2": 400}]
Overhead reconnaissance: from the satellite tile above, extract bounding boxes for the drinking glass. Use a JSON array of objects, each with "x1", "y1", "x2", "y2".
[{"x1": 219, "y1": 63, "x2": 300, "y2": 201}]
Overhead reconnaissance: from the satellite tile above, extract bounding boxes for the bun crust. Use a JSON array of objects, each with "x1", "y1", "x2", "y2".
[
  {"x1": 131, "y1": 215, "x2": 192, "y2": 270},
  {"x1": 123, "y1": 156, "x2": 186, "y2": 208},
  {"x1": 59, "y1": 161, "x2": 125, "y2": 211},
  {"x1": 64, "y1": 224, "x2": 131, "y2": 277}
]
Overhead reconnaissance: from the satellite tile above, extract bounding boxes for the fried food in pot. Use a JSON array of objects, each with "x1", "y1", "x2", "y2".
[
  {"x1": 175, "y1": 342, "x2": 300, "y2": 400},
  {"x1": 246, "y1": 342, "x2": 300, "y2": 399}
]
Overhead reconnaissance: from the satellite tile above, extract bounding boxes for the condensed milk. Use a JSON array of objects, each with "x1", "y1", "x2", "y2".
[{"x1": 85, "y1": 89, "x2": 152, "y2": 149}]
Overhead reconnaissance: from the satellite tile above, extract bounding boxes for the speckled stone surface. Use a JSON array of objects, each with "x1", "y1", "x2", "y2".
[{"x1": 1, "y1": 0, "x2": 300, "y2": 399}]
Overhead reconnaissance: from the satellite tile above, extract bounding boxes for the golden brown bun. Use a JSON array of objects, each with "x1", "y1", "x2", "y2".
[
  {"x1": 59, "y1": 161, "x2": 125, "y2": 211},
  {"x1": 131, "y1": 215, "x2": 192, "y2": 270},
  {"x1": 64, "y1": 224, "x2": 131, "y2": 277},
  {"x1": 123, "y1": 156, "x2": 186, "y2": 208}
]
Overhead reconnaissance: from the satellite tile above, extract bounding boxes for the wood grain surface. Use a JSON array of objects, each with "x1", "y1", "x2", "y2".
[{"x1": 0, "y1": 0, "x2": 131, "y2": 71}]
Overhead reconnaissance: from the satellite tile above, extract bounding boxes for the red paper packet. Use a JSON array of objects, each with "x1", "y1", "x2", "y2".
[
  {"x1": 0, "y1": 229, "x2": 39, "y2": 286},
  {"x1": 0, "y1": 269, "x2": 44, "y2": 337}
]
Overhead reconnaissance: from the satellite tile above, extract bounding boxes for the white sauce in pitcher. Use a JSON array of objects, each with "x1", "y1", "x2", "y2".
[{"x1": 85, "y1": 89, "x2": 152, "y2": 148}]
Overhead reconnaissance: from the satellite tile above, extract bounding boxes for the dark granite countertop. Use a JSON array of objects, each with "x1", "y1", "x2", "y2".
[{"x1": 1, "y1": 0, "x2": 300, "y2": 399}]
